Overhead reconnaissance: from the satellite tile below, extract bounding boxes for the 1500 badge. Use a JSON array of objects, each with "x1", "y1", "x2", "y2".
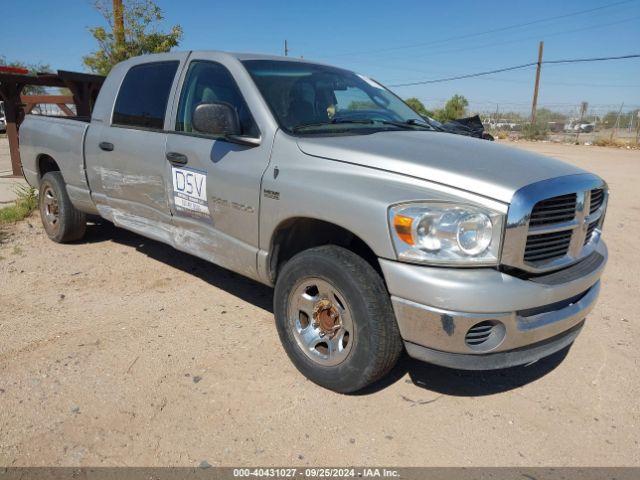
[
  {"x1": 211, "y1": 196, "x2": 255, "y2": 213},
  {"x1": 263, "y1": 189, "x2": 280, "y2": 200}
]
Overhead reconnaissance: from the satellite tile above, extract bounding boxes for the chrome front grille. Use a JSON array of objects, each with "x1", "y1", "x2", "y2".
[
  {"x1": 529, "y1": 193, "x2": 577, "y2": 227},
  {"x1": 589, "y1": 188, "x2": 604, "y2": 214},
  {"x1": 501, "y1": 174, "x2": 607, "y2": 274},
  {"x1": 524, "y1": 230, "x2": 573, "y2": 262},
  {"x1": 584, "y1": 220, "x2": 598, "y2": 246}
]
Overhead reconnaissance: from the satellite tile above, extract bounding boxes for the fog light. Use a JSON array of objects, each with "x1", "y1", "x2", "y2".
[{"x1": 465, "y1": 320, "x2": 506, "y2": 352}]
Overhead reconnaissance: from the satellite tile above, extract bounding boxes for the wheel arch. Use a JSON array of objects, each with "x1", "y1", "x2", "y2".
[
  {"x1": 267, "y1": 216, "x2": 382, "y2": 284},
  {"x1": 37, "y1": 154, "x2": 61, "y2": 180}
]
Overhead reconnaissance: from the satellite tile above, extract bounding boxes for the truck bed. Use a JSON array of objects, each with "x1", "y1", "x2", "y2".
[
  {"x1": 29, "y1": 114, "x2": 91, "y2": 123},
  {"x1": 19, "y1": 114, "x2": 93, "y2": 212}
]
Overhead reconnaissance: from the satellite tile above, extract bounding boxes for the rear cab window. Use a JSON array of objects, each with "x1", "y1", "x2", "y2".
[{"x1": 112, "y1": 61, "x2": 179, "y2": 130}]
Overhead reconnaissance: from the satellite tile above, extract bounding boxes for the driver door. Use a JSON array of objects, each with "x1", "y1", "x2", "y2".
[{"x1": 164, "y1": 57, "x2": 270, "y2": 280}]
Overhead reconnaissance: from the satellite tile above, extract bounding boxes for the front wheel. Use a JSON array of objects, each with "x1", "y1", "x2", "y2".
[{"x1": 274, "y1": 245, "x2": 403, "y2": 393}]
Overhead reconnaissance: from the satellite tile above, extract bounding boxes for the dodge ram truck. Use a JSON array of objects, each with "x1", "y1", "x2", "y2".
[{"x1": 19, "y1": 51, "x2": 608, "y2": 393}]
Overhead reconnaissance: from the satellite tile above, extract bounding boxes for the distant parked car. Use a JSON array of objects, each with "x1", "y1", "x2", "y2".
[
  {"x1": 489, "y1": 119, "x2": 521, "y2": 131},
  {"x1": 564, "y1": 122, "x2": 595, "y2": 133}
]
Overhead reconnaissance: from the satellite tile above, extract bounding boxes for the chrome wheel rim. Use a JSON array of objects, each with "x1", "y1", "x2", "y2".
[
  {"x1": 288, "y1": 277, "x2": 354, "y2": 367},
  {"x1": 41, "y1": 185, "x2": 60, "y2": 231}
]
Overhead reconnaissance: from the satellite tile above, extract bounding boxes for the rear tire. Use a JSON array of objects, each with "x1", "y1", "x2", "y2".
[
  {"x1": 274, "y1": 245, "x2": 403, "y2": 393},
  {"x1": 39, "y1": 171, "x2": 86, "y2": 243}
]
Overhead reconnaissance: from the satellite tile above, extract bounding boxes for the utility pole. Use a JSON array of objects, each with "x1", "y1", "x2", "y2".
[
  {"x1": 113, "y1": 0, "x2": 125, "y2": 50},
  {"x1": 610, "y1": 102, "x2": 624, "y2": 142},
  {"x1": 576, "y1": 101, "x2": 588, "y2": 143},
  {"x1": 284, "y1": 40, "x2": 289, "y2": 57},
  {"x1": 530, "y1": 41, "x2": 544, "y2": 125}
]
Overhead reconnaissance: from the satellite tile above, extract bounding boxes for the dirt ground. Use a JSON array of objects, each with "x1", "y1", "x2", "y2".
[{"x1": 0, "y1": 141, "x2": 638, "y2": 467}]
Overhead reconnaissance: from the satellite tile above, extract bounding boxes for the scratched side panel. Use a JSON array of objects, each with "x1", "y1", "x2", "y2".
[
  {"x1": 85, "y1": 52, "x2": 191, "y2": 246},
  {"x1": 171, "y1": 215, "x2": 263, "y2": 282},
  {"x1": 95, "y1": 203, "x2": 174, "y2": 245},
  {"x1": 94, "y1": 202, "x2": 263, "y2": 283},
  {"x1": 85, "y1": 121, "x2": 175, "y2": 242}
]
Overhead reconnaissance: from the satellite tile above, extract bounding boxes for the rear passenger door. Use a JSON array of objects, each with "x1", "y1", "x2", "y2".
[{"x1": 85, "y1": 55, "x2": 186, "y2": 243}]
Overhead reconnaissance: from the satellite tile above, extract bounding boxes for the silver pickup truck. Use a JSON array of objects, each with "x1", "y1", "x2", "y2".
[{"x1": 20, "y1": 51, "x2": 608, "y2": 393}]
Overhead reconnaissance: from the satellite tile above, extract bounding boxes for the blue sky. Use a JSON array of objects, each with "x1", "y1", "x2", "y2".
[{"x1": 1, "y1": 0, "x2": 639, "y2": 114}]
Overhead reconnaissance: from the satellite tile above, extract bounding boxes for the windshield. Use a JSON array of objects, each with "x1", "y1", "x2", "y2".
[{"x1": 242, "y1": 60, "x2": 431, "y2": 135}]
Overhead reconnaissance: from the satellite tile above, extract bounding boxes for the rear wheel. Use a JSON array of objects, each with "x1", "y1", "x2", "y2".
[
  {"x1": 39, "y1": 171, "x2": 86, "y2": 242},
  {"x1": 274, "y1": 245, "x2": 403, "y2": 393}
]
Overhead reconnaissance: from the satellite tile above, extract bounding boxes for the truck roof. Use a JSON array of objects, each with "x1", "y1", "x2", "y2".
[
  {"x1": 120, "y1": 50, "x2": 335, "y2": 67},
  {"x1": 222, "y1": 51, "x2": 316, "y2": 62}
]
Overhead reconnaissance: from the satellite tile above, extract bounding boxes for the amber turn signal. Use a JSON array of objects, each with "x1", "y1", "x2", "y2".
[{"x1": 393, "y1": 214, "x2": 414, "y2": 245}]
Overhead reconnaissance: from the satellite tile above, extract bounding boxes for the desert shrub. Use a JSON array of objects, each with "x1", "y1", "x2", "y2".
[
  {"x1": 522, "y1": 123, "x2": 549, "y2": 141},
  {"x1": 0, "y1": 185, "x2": 38, "y2": 224}
]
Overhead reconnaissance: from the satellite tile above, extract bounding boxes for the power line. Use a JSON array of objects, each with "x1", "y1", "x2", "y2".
[
  {"x1": 460, "y1": 75, "x2": 640, "y2": 88},
  {"x1": 313, "y1": 15, "x2": 640, "y2": 81},
  {"x1": 390, "y1": 63, "x2": 536, "y2": 86},
  {"x1": 389, "y1": 54, "x2": 640, "y2": 87},
  {"x1": 376, "y1": 15, "x2": 640, "y2": 66},
  {"x1": 545, "y1": 53, "x2": 640, "y2": 64},
  {"x1": 315, "y1": 0, "x2": 637, "y2": 58}
]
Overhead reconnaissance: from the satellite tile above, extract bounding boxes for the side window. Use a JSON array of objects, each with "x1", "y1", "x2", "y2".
[
  {"x1": 113, "y1": 61, "x2": 179, "y2": 130},
  {"x1": 176, "y1": 61, "x2": 259, "y2": 137},
  {"x1": 334, "y1": 87, "x2": 377, "y2": 111}
]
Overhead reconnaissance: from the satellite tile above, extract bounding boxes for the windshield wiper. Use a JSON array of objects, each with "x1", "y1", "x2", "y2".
[
  {"x1": 292, "y1": 118, "x2": 437, "y2": 133},
  {"x1": 292, "y1": 119, "x2": 374, "y2": 132},
  {"x1": 378, "y1": 119, "x2": 435, "y2": 131},
  {"x1": 410, "y1": 118, "x2": 446, "y2": 132}
]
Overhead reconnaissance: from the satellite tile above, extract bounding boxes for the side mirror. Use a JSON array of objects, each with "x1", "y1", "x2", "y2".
[{"x1": 192, "y1": 102, "x2": 241, "y2": 136}]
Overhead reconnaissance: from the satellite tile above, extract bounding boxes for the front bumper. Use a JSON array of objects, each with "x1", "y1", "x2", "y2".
[{"x1": 380, "y1": 240, "x2": 607, "y2": 370}]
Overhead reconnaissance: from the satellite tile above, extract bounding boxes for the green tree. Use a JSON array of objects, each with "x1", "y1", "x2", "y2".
[
  {"x1": 601, "y1": 109, "x2": 637, "y2": 129},
  {"x1": 535, "y1": 108, "x2": 567, "y2": 124},
  {"x1": 404, "y1": 97, "x2": 433, "y2": 118},
  {"x1": 348, "y1": 100, "x2": 377, "y2": 110},
  {"x1": 435, "y1": 94, "x2": 468, "y2": 122},
  {"x1": 83, "y1": 0, "x2": 183, "y2": 76},
  {"x1": 601, "y1": 111, "x2": 618, "y2": 127},
  {"x1": 0, "y1": 55, "x2": 51, "y2": 94}
]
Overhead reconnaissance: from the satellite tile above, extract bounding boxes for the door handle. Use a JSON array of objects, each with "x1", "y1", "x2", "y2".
[
  {"x1": 166, "y1": 151, "x2": 188, "y2": 165},
  {"x1": 99, "y1": 141, "x2": 114, "y2": 152}
]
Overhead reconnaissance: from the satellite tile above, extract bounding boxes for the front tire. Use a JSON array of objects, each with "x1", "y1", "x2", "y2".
[
  {"x1": 274, "y1": 245, "x2": 402, "y2": 393},
  {"x1": 39, "y1": 171, "x2": 86, "y2": 243}
]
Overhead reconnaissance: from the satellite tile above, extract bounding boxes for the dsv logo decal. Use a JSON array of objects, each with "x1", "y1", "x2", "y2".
[{"x1": 172, "y1": 168, "x2": 207, "y2": 201}]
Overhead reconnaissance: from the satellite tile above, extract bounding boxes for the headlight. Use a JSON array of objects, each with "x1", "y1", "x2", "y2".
[{"x1": 389, "y1": 202, "x2": 504, "y2": 265}]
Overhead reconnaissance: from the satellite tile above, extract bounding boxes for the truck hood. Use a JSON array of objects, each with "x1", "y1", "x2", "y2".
[{"x1": 296, "y1": 131, "x2": 587, "y2": 203}]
